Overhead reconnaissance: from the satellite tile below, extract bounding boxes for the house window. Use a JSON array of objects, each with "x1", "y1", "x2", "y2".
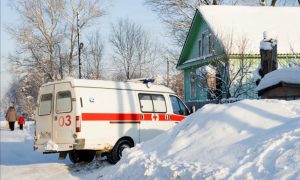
[
  {"x1": 199, "y1": 32, "x2": 214, "y2": 57},
  {"x1": 207, "y1": 72, "x2": 217, "y2": 90},
  {"x1": 197, "y1": 66, "x2": 222, "y2": 100},
  {"x1": 190, "y1": 71, "x2": 196, "y2": 99},
  {"x1": 209, "y1": 35, "x2": 214, "y2": 54},
  {"x1": 202, "y1": 33, "x2": 206, "y2": 56},
  {"x1": 198, "y1": 40, "x2": 202, "y2": 57}
]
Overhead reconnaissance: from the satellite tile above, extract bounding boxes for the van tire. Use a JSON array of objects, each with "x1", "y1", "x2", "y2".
[
  {"x1": 107, "y1": 139, "x2": 134, "y2": 164},
  {"x1": 69, "y1": 150, "x2": 95, "y2": 163}
]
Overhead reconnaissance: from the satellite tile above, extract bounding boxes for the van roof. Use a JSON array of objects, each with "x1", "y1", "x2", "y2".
[{"x1": 42, "y1": 78, "x2": 175, "y2": 94}]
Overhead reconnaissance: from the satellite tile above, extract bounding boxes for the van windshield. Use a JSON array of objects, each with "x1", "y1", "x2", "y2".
[
  {"x1": 39, "y1": 94, "x2": 53, "y2": 116},
  {"x1": 170, "y1": 95, "x2": 189, "y2": 116}
]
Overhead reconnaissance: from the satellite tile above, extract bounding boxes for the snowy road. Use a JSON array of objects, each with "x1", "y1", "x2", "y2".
[{"x1": 0, "y1": 122, "x2": 111, "y2": 180}]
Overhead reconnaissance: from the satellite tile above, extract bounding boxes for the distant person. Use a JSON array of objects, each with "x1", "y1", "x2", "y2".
[
  {"x1": 6, "y1": 106, "x2": 17, "y2": 131},
  {"x1": 18, "y1": 113, "x2": 25, "y2": 130}
]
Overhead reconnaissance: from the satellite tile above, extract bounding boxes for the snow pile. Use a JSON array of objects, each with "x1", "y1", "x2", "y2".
[
  {"x1": 257, "y1": 68, "x2": 300, "y2": 91},
  {"x1": 1, "y1": 100, "x2": 300, "y2": 179},
  {"x1": 99, "y1": 99, "x2": 300, "y2": 179}
]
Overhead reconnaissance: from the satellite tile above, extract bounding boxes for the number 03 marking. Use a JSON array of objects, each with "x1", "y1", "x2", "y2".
[{"x1": 59, "y1": 115, "x2": 72, "y2": 127}]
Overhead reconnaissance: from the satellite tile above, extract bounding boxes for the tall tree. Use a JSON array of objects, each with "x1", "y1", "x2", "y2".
[
  {"x1": 6, "y1": 0, "x2": 106, "y2": 113},
  {"x1": 110, "y1": 19, "x2": 160, "y2": 80},
  {"x1": 8, "y1": 0, "x2": 106, "y2": 80},
  {"x1": 145, "y1": 0, "x2": 225, "y2": 46},
  {"x1": 84, "y1": 32, "x2": 104, "y2": 79}
]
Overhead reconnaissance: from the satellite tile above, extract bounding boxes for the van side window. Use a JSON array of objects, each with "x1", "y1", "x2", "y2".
[
  {"x1": 139, "y1": 94, "x2": 153, "y2": 112},
  {"x1": 56, "y1": 91, "x2": 72, "y2": 113},
  {"x1": 39, "y1": 94, "x2": 52, "y2": 116},
  {"x1": 170, "y1": 95, "x2": 189, "y2": 116},
  {"x1": 152, "y1": 95, "x2": 167, "y2": 112},
  {"x1": 139, "y1": 94, "x2": 167, "y2": 113}
]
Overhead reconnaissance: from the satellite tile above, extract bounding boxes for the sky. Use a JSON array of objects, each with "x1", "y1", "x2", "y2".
[
  {"x1": 0, "y1": 0, "x2": 17, "y2": 100},
  {"x1": 0, "y1": 0, "x2": 170, "y2": 100}
]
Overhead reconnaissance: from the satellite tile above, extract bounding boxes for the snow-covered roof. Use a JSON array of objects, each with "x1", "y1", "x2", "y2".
[
  {"x1": 257, "y1": 68, "x2": 300, "y2": 91},
  {"x1": 198, "y1": 6, "x2": 300, "y2": 54}
]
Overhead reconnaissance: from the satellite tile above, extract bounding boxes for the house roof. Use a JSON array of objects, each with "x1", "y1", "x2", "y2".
[
  {"x1": 199, "y1": 5, "x2": 300, "y2": 55},
  {"x1": 257, "y1": 68, "x2": 300, "y2": 91}
]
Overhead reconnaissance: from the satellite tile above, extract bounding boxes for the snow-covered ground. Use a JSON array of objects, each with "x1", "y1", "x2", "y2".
[{"x1": 1, "y1": 99, "x2": 300, "y2": 179}]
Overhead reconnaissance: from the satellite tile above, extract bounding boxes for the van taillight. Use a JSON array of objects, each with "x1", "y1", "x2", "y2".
[{"x1": 76, "y1": 116, "x2": 81, "y2": 132}]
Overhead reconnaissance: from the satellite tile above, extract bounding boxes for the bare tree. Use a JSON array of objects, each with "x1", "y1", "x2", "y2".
[
  {"x1": 1, "y1": 72, "x2": 42, "y2": 117},
  {"x1": 64, "y1": 0, "x2": 105, "y2": 77},
  {"x1": 85, "y1": 32, "x2": 104, "y2": 79},
  {"x1": 145, "y1": 0, "x2": 238, "y2": 46},
  {"x1": 110, "y1": 19, "x2": 160, "y2": 80},
  {"x1": 8, "y1": 0, "x2": 106, "y2": 80},
  {"x1": 195, "y1": 36, "x2": 256, "y2": 100},
  {"x1": 6, "y1": 0, "x2": 106, "y2": 115},
  {"x1": 8, "y1": 0, "x2": 65, "y2": 80}
]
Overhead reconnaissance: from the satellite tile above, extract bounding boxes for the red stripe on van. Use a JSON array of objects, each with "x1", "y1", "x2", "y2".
[
  {"x1": 82, "y1": 113, "x2": 141, "y2": 121},
  {"x1": 171, "y1": 114, "x2": 185, "y2": 121},
  {"x1": 81, "y1": 113, "x2": 185, "y2": 121}
]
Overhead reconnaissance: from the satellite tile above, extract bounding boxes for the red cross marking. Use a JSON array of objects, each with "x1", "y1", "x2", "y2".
[{"x1": 152, "y1": 114, "x2": 159, "y2": 121}]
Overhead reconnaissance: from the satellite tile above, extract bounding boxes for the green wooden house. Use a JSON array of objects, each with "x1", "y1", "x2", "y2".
[{"x1": 176, "y1": 6, "x2": 300, "y2": 106}]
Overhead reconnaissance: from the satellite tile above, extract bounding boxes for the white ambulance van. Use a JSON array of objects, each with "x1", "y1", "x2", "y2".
[{"x1": 34, "y1": 78, "x2": 190, "y2": 164}]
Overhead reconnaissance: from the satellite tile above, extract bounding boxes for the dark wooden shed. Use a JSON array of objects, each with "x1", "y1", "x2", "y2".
[
  {"x1": 257, "y1": 68, "x2": 300, "y2": 100},
  {"x1": 258, "y1": 82, "x2": 300, "y2": 100}
]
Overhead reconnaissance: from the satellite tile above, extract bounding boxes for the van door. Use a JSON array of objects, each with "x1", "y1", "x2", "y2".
[
  {"x1": 138, "y1": 93, "x2": 170, "y2": 141},
  {"x1": 53, "y1": 83, "x2": 75, "y2": 144},
  {"x1": 36, "y1": 85, "x2": 54, "y2": 145}
]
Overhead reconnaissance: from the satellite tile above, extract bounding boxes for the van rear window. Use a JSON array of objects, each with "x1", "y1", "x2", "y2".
[
  {"x1": 56, "y1": 91, "x2": 72, "y2": 113},
  {"x1": 139, "y1": 94, "x2": 167, "y2": 113},
  {"x1": 39, "y1": 94, "x2": 52, "y2": 116}
]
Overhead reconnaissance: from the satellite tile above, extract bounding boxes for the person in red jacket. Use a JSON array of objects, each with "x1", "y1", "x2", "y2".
[{"x1": 18, "y1": 113, "x2": 25, "y2": 130}]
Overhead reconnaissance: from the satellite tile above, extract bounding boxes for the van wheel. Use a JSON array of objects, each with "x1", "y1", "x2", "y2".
[
  {"x1": 69, "y1": 150, "x2": 95, "y2": 163},
  {"x1": 107, "y1": 139, "x2": 134, "y2": 164}
]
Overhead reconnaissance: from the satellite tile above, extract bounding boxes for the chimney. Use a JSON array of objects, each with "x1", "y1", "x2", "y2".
[{"x1": 259, "y1": 31, "x2": 278, "y2": 78}]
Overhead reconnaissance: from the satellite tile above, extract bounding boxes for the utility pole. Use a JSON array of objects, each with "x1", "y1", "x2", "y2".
[
  {"x1": 167, "y1": 57, "x2": 170, "y2": 87},
  {"x1": 57, "y1": 44, "x2": 63, "y2": 79},
  {"x1": 77, "y1": 11, "x2": 82, "y2": 79}
]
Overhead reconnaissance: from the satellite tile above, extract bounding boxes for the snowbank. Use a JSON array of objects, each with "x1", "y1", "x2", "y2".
[
  {"x1": 257, "y1": 68, "x2": 300, "y2": 91},
  {"x1": 1, "y1": 100, "x2": 300, "y2": 179},
  {"x1": 99, "y1": 99, "x2": 300, "y2": 179}
]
